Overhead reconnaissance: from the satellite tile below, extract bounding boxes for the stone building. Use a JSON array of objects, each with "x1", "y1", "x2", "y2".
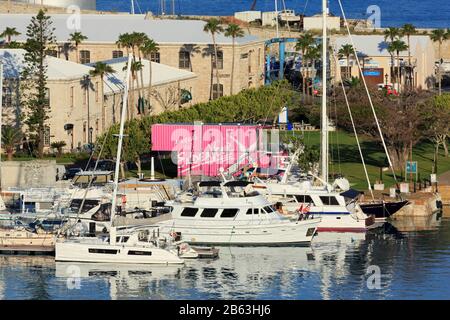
[
  {"x1": 0, "y1": 14, "x2": 266, "y2": 103},
  {"x1": 0, "y1": 49, "x2": 197, "y2": 153},
  {"x1": 332, "y1": 35, "x2": 436, "y2": 90}
]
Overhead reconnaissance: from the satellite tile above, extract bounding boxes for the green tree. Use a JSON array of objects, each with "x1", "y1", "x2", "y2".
[
  {"x1": 51, "y1": 140, "x2": 66, "y2": 157},
  {"x1": 295, "y1": 32, "x2": 315, "y2": 99},
  {"x1": 303, "y1": 44, "x2": 320, "y2": 102},
  {"x1": 401, "y1": 24, "x2": 416, "y2": 89},
  {"x1": 1, "y1": 126, "x2": 23, "y2": 161},
  {"x1": 224, "y1": 23, "x2": 245, "y2": 95},
  {"x1": 21, "y1": 9, "x2": 56, "y2": 158},
  {"x1": 0, "y1": 27, "x2": 21, "y2": 44},
  {"x1": 68, "y1": 31, "x2": 87, "y2": 63},
  {"x1": 430, "y1": 29, "x2": 449, "y2": 95},
  {"x1": 140, "y1": 38, "x2": 159, "y2": 115},
  {"x1": 388, "y1": 39, "x2": 408, "y2": 93},
  {"x1": 203, "y1": 18, "x2": 224, "y2": 100},
  {"x1": 338, "y1": 44, "x2": 355, "y2": 81}
]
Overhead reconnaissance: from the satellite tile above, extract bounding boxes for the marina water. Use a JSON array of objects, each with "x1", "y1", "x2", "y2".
[
  {"x1": 96, "y1": 0, "x2": 450, "y2": 28},
  {"x1": 0, "y1": 208, "x2": 449, "y2": 299}
]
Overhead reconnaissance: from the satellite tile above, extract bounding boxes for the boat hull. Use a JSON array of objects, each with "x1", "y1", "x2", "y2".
[
  {"x1": 360, "y1": 201, "x2": 409, "y2": 219},
  {"x1": 157, "y1": 218, "x2": 320, "y2": 246},
  {"x1": 55, "y1": 241, "x2": 184, "y2": 264}
]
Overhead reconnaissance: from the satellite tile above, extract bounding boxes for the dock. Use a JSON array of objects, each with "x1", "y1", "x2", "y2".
[{"x1": 0, "y1": 246, "x2": 55, "y2": 255}]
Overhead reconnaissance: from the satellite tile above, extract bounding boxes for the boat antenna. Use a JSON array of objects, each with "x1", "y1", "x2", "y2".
[
  {"x1": 320, "y1": 0, "x2": 329, "y2": 185},
  {"x1": 109, "y1": 54, "x2": 133, "y2": 245},
  {"x1": 337, "y1": 0, "x2": 399, "y2": 188}
]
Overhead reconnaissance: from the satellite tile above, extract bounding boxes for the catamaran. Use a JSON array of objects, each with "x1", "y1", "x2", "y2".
[{"x1": 55, "y1": 55, "x2": 185, "y2": 265}]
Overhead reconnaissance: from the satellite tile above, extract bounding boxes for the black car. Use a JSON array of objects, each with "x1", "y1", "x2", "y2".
[{"x1": 63, "y1": 167, "x2": 82, "y2": 180}]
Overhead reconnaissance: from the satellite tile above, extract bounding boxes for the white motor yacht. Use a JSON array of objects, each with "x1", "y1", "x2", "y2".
[{"x1": 157, "y1": 180, "x2": 320, "y2": 246}]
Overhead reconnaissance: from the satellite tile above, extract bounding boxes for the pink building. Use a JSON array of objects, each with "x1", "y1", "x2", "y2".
[{"x1": 151, "y1": 123, "x2": 284, "y2": 177}]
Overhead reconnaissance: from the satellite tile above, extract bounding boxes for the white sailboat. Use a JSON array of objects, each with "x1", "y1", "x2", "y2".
[
  {"x1": 250, "y1": 1, "x2": 374, "y2": 232},
  {"x1": 55, "y1": 55, "x2": 184, "y2": 264}
]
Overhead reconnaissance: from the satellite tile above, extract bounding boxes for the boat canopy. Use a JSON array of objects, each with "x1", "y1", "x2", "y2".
[{"x1": 340, "y1": 189, "x2": 363, "y2": 200}]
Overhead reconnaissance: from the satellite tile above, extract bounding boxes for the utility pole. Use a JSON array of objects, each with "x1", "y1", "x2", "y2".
[
  {"x1": 131, "y1": 0, "x2": 135, "y2": 14},
  {"x1": 172, "y1": 0, "x2": 175, "y2": 15}
]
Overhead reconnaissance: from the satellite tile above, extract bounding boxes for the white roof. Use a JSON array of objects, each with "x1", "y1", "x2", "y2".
[
  {"x1": 0, "y1": 49, "x2": 93, "y2": 80},
  {"x1": 0, "y1": 14, "x2": 259, "y2": 45},
  {"x1": 94, "y1": 57, "x2": 197, "y2": 95},
  {"x1": 334, "y1": 35, "x2": 433, "y2": 57}
]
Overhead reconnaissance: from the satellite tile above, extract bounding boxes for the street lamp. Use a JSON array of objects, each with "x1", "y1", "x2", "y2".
[{"x1": 89, "y1": 127, "x2": 93, "y2": 146}]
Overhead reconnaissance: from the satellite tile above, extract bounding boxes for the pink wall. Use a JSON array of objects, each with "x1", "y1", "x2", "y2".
[{"x1": 151, "y1": 124, "x2": 280, "y2": 177}]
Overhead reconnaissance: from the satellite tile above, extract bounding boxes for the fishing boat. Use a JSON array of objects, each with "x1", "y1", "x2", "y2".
[
  {"x1": 55, "y1": 55, "x2": 184, "y2": 265},
  {"x1": 156, "y1": 180, "x2": 320, "y2": 246}
]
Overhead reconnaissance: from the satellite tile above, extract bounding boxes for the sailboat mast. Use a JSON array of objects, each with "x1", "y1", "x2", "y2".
[
  {"x1": 0, "y1": 61, "x2": 3, "y2": 166},
  {"x1": 131, "y1": 0, "x2": 135, "y2": 15},
  {"x1": 110, "y1": 55, "x2": 133, "y2": 229},
  {"x1": 320, "y1": 0, "x2": 329, "y2": 184}
]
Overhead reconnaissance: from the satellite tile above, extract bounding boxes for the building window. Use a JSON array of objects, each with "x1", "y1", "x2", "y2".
[
  {"x1": 150, "y1": 52, "x2": 160, "y2": 63},
  {"x1": 44, "y1": 126, "x2": 50, "y2": 146},
  {"x1": 179, "y1": 51, "x2": 190, "y2": 69},
  {"x1": 1, "y1": 83, "x2": 12, "y2": 108},
  {"x1": 80, "y1": 50, "x2": 91, "y2": 64},
  {"x1": 112, "y1": 50, "x2": 123, "y2": 59},
  {"x1": 70, "y1": 86, "x2": 74, "y2": 107},
  {"x1": 248, "y1": 51, "x2": 253, "y2": 73},
  {"x1": 212, "y1": 84, "x2": 223, "y2": 100},
  {"x1": 46, "y1": 49, "x2": 58, "y2": 57},
  {"x1": 212, "y1": 51, "x2": 223, "y2": 69},
  {"x1": 340, "y1": 66, "x2": 352, "y2": 79}
]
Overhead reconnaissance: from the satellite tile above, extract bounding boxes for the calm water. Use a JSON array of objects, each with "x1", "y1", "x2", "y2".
[
  {"x1": 96, "y1": 0, "x2": 450, "y2": 28},
  {"x1": 0, "y1": 208, "x2": 449, "y2": 300}
]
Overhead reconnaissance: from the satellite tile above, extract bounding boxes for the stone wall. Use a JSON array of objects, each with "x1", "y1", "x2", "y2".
[{"x1": 0, "y1": 160, "x2": 57, "y2": 189}]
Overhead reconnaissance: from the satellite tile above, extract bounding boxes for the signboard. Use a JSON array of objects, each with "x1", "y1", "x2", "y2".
[
  {"x1": 406, "y1": 161, "x2": 418, "y2": 182},
  {"x1": 406, "y1": 161, "x2": 417, "y2": 174},
  {"x1": 363, "y1": 69, "x2": 382, "y2": 77}
]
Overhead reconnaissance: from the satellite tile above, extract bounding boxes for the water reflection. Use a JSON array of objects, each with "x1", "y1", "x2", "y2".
[{"x1": 1, "y1": 211, "x2": 449, "y2": 299}]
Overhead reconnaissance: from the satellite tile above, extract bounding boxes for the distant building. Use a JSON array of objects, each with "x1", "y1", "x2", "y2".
[
  {"x1": 303, "y1": 14, "x2": 340, "y2": 31},
  {"x1": 332, "y1": 35, "x2": 436, "y2": 90},
  {"x1": 11, "y1": 0, "x2": 96, "y2": 10},
  {"x1": 0, "y1": 14, "x2": 266, "y2": 103},
  {"x1": 0, "y1": 49, "x2": 197, "y2": 153}
]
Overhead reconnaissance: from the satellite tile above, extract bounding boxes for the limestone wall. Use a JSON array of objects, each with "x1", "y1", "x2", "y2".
[{"x1": 0, "y1": 160, "x2": 57, "y2": 189}]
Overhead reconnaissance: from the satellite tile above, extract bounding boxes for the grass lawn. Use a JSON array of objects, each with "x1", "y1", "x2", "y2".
[{"x1": 282, "y1": 130, "x2": 450, "y2": 190}]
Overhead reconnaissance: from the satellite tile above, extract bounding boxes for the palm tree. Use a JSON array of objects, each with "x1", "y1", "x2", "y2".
[
  {"x1": 89, "y1": 62, "x2": 116, "y2": 129},
  {"x1": 140, "y1": 38, "x2": 159, "y2": 115},
  {"x1": 68, "y1": 31, "x2": 88, "y2": 63},
  {"x1": 401, "y1": 24, "x2": 416, "y2": 89},
  {"x1": 116, "y1": 33, "x2": 134, "y2": 56},
  {"x1": 303, "y1": 44, "x2": 320, "y2": 102},
  {"x1": 203, "y1": 18, "x2": 224, "y2": 100},
  {"x1": 388, "y1": 39, "x2": 408, "y2": 93},
  {"x1": 295, "y1": 32, "x2": 315, "y2": 99},
  {"x1": 430, "y1": 29, "x2": 449, "y2": 95},
  {"x1": 51, "y1": 141, "x2": 67, "y2": 157},
  {"x1": 0, "y1": 27, "x2": 21, "y2": 44},
  {"x1": 131, "y1": 32, "x2": 149, "y2": 114},
  {"x1": 338, "y1": 44, "x2": 354, "y2": 81},
  {"x1": 224, "y1": 23, "x2": 245, "y2": 95},
  {"x1": 384, "y1": 27, "x2": 400, "y2": 42},
  {"x1": 384, "y1": 27, "x2": 400, "y2": 83},
  {"x1": 1, "y1": 126, "x2": 23, "y2": 161},
  {"x1": 123, "y1": 60, "x2": 143, "y2": 119}
]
